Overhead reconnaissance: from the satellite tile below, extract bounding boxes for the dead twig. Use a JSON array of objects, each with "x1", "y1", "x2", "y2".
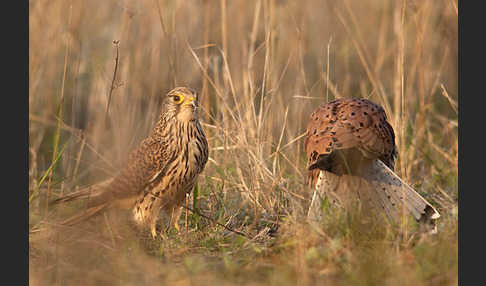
[
  {"x1": 105, "y1": 40, "x2": 120, "y2": 126},
  {"x1": 181, "y1": 205, "x2": 252, "y2": 239}
]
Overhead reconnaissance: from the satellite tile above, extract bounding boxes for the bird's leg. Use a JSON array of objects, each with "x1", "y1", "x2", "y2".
[
  {"x1": 147, "y1": 213, "x2": 166, "y2": 240},
  {"x1": 150, "y1": 223, "x2": 157, "y2": 239},
  {"x1": 149, "y1": 214, "x2": 166, "y2": 239},
  {"x1": 170, "y1": 206, "x2": 183, "y2": 233}
]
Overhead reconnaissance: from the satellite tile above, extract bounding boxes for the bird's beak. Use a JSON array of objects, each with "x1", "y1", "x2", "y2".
[{"x1": 182, "y1": 96, "x2": 196, "y2": 107}]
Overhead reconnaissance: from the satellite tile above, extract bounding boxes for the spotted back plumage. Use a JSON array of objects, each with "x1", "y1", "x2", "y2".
[{"x1": 304, "y1": 98, "x2": 397, "y2": 187}]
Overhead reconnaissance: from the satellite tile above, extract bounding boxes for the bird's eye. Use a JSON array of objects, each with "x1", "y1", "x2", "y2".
[{"x1": 172, "y1": 94, "x2": 184, "y2": 104}]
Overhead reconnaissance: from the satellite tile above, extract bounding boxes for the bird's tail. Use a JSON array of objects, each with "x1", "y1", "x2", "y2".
[
  {"x1": 50, "y1": 187, "x2": 94, "y2": 205},
  {"x1": 50, "y1": 178, "x2": 113, "y2": 205},
  {"x1": 307, "y1": 159, "x2": 440, "y2": 232},
  {"x1": 58, "y1": 203, "x2": 109, "y2": 226},
  {"x1": 361, "y1": 159, "x2": 440, "y2": 229},
  {"x1": 49, "y1": 179, "x2": 114, "y2": 226}
]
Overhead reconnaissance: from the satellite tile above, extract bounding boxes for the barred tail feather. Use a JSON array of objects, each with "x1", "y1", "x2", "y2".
[{"x1": 363, "y1": 159, "x2": 440, "y2": 225}]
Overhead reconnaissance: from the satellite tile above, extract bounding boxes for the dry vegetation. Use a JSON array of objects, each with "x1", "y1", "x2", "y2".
[{"x1": 29, "y1": 0, "x2": 458, "y2": 285}]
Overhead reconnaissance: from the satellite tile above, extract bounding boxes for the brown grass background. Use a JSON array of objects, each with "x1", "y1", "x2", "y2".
[{"x1": 29, "y1": 0, "x2": 458, "y2": 285}]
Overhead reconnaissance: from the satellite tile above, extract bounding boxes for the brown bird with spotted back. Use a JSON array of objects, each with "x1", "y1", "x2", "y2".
[
  {"x1": 52, "y1": 87, "x2": 209, "y2": 238},
  {"x1": 304, "y1": 98, "x2": 439, "y2": 229}
]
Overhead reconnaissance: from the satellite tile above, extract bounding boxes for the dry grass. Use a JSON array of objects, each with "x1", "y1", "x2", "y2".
[{"x1": 29, "y1": 0, "x2": 457, "y2": 285}]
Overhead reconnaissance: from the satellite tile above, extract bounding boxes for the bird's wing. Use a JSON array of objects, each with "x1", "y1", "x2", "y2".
[
  {"x1": 304, "y1": 98, "x2": 397, "y2": 174},
  {"x1": 104, "y1": 135, "x2": 176, "y2": 202}
]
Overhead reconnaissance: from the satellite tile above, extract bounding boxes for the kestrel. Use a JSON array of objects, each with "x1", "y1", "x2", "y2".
[
  {"x1": 304, "y1": 97, "x2": 440, "y2": 229},
  {"x1": 52, "y1": 87, "x2": 209, "y2": 238}
]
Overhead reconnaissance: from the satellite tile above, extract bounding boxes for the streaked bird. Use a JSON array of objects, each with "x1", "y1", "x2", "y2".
[
  {"x1": 304, "y1": 97, "x2": 439, "y2": 230},
  {"x1": 52, "y1": 87, "x2": 209, "y2": 238}
]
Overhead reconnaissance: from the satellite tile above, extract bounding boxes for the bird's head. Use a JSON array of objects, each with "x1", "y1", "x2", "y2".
[{"x1": 164, "y1": 87, "x2": 200, "y2": 122}]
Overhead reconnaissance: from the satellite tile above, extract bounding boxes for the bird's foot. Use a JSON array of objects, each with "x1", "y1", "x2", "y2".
[
  {"x1": 149, "y1": 224, "x2": 168, "y2": 240},
  {"x1": 173, "y1": 221, "x2": 181, "y2": 234},
  {"x1": 151, "y1": 226, "x2": 158, "y2": 239}
]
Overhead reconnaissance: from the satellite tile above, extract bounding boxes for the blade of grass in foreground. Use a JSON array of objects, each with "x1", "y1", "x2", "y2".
[
  {"x1": 29, "y1": 138, "x2": 71, "y2": 205},
  {"x1": 44, "y1": 4, "x2": 72, "y2": 214}
]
